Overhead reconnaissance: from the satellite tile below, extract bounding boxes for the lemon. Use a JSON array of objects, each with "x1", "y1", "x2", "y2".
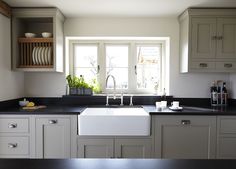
[{"x1": 26, "y1": 102, "x2": 35, "y2": 107}]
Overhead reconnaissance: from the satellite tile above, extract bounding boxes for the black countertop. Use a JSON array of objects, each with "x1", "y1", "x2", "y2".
[
  {"x1": 0, "y1": 104, "x2": 236, "y2": 115},
  {"x1": 0, "y1": 159, "x2": 236, "y2": 169}
]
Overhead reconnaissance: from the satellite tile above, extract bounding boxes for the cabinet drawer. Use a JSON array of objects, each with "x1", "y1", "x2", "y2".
[
  {"x1": 216, "y1": 62, "x2": 236, "y2": 71},
  {"x1": 219, "y1": 118, "x2": 236, "y2": 134},
  {"x1": 0, "y1": 136, "x2": 29, "y2": 155},
  {"x1": 191, "y1": 61, "x2": 215, "y2": 69},
  {"x1": 0, "y1": 118, "x2": 29, "y2": 133}
]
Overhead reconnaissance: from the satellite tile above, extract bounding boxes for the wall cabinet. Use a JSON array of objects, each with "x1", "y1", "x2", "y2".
[
  {"x1": 11, "y1": 8, "x2": 65, "y2": 72},
  {"x1": 77, "y1": 137, "x2": 152, "y2": 158},
  {"x1": 217, "y1": 116, "x2": 236, "y2": 159},
  {"x1": 179, "y1": 8, "x2": 236, "y2": 73},
  {"x1": 154, "y1": 116, "x2": 216, "y2": 159}
]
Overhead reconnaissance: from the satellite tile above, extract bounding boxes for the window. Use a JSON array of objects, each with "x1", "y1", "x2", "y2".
[
  {"x1": 105, "y1": 45, "x2": 128, "y2": 89},
  {"x1": 73, "y1": 44, "x2": 98, "y2": 83},
  {"x1": 69, "y1": 38, "x2": 167, "y2": 94}
]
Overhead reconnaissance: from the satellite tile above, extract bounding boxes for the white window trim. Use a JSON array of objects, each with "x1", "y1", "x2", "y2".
[{"x1": 67, "y1": 37, "x2": 169, "y2": 95}]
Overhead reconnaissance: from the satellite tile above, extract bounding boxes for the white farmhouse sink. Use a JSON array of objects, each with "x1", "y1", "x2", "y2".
[{"x1": 78, "y1": 108, "x2": 150, "y2": 136}]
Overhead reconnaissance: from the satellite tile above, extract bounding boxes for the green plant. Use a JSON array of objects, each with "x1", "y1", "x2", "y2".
[
  {"x1": 66, "y1": 75, "x2": 77, "y2": 88},
  {"x1": 90, "y1": 78, "x2": 102, "y2": 93}
]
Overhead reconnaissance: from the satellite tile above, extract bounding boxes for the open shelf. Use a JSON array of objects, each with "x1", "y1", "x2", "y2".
[{"x1": 18, "y1": 38, "x2": 53, "y2": 43}]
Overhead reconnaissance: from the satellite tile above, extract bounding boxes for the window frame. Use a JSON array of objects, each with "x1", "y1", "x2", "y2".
[{"x1": 69, "y1": 39, "x2": 167, "y2": 94}]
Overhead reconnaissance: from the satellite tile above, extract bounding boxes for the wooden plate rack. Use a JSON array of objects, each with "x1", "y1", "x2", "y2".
[{"x1": 18, "y1": 38, "x2": 54, "y2": 68}]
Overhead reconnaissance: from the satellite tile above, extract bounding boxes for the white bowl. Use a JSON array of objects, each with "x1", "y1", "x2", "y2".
[
  {"x1": 19, "y1": 100, "x2": 29, "y2": 107},
  {"x1": 25, "y1": 33, "x2": 36, "y2": 38},
  {"x1": 42, "y1": 32, "x2": 52, "y2": 38}
]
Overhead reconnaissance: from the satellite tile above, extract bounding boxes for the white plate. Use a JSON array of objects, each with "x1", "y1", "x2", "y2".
[
  {"x1": 34, "y1": 47, "x2": 39, "y2": 65},
  {"x1": 169, "y1": 106, "x2": 183, "y2": 111},
  {"x1": 44, "y1": 47, "x2": 48, "y2": 65},
  {"x1": 48, "y1": 47, "x2": 52, "y2": 65},
  {"x1": 37, "y1": 47, "x2": 42, "y2": 65},
  {"x1": 41, "y1": 47, "x2": 45, "y2": 65},
  {"x1": 32, "y1": 47, "x2": 36, "y2": 65}
]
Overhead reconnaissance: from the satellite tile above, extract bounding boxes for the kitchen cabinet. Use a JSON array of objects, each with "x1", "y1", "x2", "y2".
[
  {"x1": 179, "y1": 8, "x2": 236, "y2": 73},
  {"x1": 77, "y1": 138, "x2": 114, "y2": 158},
  {"x1": 77, "y1": 137, "x2": 152, "y2": 158},
  {"x1": 11, "y1": 8, "x2": 64, "y2": 72},
  {"x1": 217, "y1": 116, "x2": 236, "y2": 159},
  {"x1": 35, "y1": 116, "x2": 75, "y2": 158},
  {"x1": 115, "y1": 138, "x2": 152, "y2": 158},
  {"x1": 0, "y1": 115, "x2": 33, "y2": 158},
  {"x1": 154, "y1": 116, "x2": 216, "y2": 159}
]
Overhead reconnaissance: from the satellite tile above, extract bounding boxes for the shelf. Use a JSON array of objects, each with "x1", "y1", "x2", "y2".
[
  {"x1": 18, "y1": 65, "x2": 53, "y2": 68},
  {"x1": 18, "y1": 38, "x2": 53, "y2": 43}
]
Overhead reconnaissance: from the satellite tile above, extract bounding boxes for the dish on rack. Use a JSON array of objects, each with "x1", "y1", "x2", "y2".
[
  {"x1": 169, "y1": 106, "x2": 183, "y2": 111},
  {"x1": 41, "y1": 47, "x2": 45, "y2": 65},
  {"x1": 44, "y1": 47, "x2": 49, "y2": 65},
  {"x1": 38, "y1": 47, "x2": 43, "y2": 65},
  {"x1": 47, "y1": 47, "x2": 52, "y2": 65},
  {"x1": 32, "y1": 47, "x2": 36, "y2": 65}
]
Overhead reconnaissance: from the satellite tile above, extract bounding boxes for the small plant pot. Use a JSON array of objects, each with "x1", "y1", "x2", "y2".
[
  {"x1": 69, "y1": 87, "x2": 77, "y2": 95},
  {"x1": 77, "y1": 88, "x2": 84, "y2": 95},
  {"x1": 84, "y1": 88, "x2": 93, "y2": 95}
]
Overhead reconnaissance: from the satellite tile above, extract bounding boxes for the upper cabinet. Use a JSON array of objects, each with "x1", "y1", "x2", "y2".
[
  {"x1": 179, "y1": 8, "x2": 236, "y2": 73},
  {"x1": 11, "y1": 8, "x2": 65, "y2": 72}
]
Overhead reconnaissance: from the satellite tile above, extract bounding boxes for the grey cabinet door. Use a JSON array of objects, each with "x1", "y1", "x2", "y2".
[
  {"x1": 191, "y1": 17, "x2": 217, "y2": 59},
  {"x1": 154, "y1": 116, "x2": 216, "y2": 159},
  {"x1": 35, "y1": 117, "x2": 71, "y2": 158},
  {"x1": 216, "y1": 18, "x2": 236, "y2": 59},
  {"x1": 115, "y1": 138, "x2": 152, "y2": 158},
  {"x1": 217, "y1": 116, "x2": 236, "y2": 159},
  {"x1": 77, "y1": 138, "x2": 113, "y2": 158}
]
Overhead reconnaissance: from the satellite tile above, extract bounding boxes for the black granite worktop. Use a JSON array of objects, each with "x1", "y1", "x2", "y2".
[
  {"x1": 0, "y1": 97, "x2": 236, "y2": 115},
  {"x1": 0, "y1": 159, "x2": 236, "y2": 169}
]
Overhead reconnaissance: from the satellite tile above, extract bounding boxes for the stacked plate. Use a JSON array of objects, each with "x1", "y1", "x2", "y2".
[{"x1": 32, "y1": 47, "x2": 52, "y2": 65}]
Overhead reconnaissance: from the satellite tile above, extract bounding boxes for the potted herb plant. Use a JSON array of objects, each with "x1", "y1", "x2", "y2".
[{"x1": 66, "y1": 75, "x2": 78, "y2": 95}]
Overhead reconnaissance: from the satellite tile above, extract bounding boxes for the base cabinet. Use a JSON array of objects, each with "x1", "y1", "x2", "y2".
[
  {"x1": 77, "y1": 139, "x2": 113, "y2": 158},
  {"x1": 35, "y1": 116, "x2": 76, "y2": 159},
  {"x1": 217, "y1": 116, "x2": 236, "y2": 159},
  {"x1": 77, "y1": 138, "x2": 152, "y2": 158},
  {"x1": 154, "y1": 116, "x2": 216, "y2": 159}
]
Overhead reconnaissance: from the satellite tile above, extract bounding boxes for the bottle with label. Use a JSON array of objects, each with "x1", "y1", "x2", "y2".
[
  {"x1": 211, "y1": 82, "x2": 217, "y2": 105},
  {"x1": 222, "y1": 82, "x2": 227, "y2": 105}
]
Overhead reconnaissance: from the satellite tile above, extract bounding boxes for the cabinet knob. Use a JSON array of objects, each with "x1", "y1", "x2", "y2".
[
  {"x1": 8, "y1": 123, "x2": 17, "y2": 128},
  {"x1": 181, "y1": 120, "x2": 191, "y2": 125},
  {"x1": 8, "y1": 143, "x2": 17, "y2": 148},
  {"x1": 217, "y1": 36, "x2": 224, "y2": 40},
  {"x1": 49, "y1": 120, "x2": 57, "y2": 124},
  {"x1": 224, "y1": 63, "x2": 233, "y2": 68},
  {"x1": 211, "y1": 36, "x2": 217, "y2": 40},
  {"x1": 199, "y1": 63, "x2": 208, "y2": 68}
]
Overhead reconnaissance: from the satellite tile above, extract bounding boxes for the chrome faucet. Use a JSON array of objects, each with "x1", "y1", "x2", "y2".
[
  {"x1": 106, "y1": 75, "x2": 116, "y2": 99},
  {"x1": 105, "y1": 75, "x2": 123, "y2": 106}
]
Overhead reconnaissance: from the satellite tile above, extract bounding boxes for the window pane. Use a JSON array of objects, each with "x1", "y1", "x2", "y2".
[
  {"x1": 74, "y1": 45, "x2": 97, "y2": 68},
  {"x1": 136, "y1": 46, "x2": 161, "y2": 89},
  {"x1": 106, "y1": 45, "x2": 128, "y2": 67},
  {"x1": 106, "y1": 68, "x2": 128, "y2": 89},
  {"x1": 106, "y1": 45, "x2": 128, "y2": 89},
  {"x1": 74, "y1": 44, "x2": 98, "y2": 83},
  {"x1": 74, "y1": 68, "x2": 97, "y2": 83}
]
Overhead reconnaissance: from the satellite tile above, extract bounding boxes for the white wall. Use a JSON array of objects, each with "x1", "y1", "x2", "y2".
[
  {"x1": 24, "y1": 17, "x2": 231, "y2": 98},
  {"x1": 0, "y1": 14, "x2": 24, "y2": 101}
]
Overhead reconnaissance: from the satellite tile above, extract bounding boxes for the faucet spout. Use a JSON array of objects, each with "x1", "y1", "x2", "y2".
[{"x1": 106, "y1": 75, "x2": 116, "y2": 99}]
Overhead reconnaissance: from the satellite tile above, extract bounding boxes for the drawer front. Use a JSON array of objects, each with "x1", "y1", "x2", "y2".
[
  {"x1": 216, "y1": 62, "x2": 236, "y2": 71},
  {"x1": 219, "y1": 117, "x2": 236, "y2": 134},
  {"x1": 191, "y1": 61, "x2": 215, "y2": 70},
  {"x1": 0, "y1": 137, "x2": 29, "y2": 155},
  {"x1": 0, "y1": 118, "x2": 29, "y2": 133}
]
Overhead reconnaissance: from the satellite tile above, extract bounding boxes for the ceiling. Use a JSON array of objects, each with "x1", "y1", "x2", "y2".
[{"x1": 3, "y1": 0, "x2": 236, "y2": 18}]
